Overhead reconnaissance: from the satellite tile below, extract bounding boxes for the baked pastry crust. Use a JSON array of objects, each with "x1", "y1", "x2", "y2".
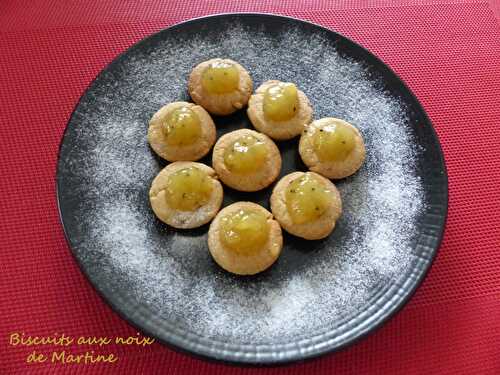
[
  {"x1": 270, "y1": 171, "x2": 342, "y2": 240},
  {"x1": 208, "y1": 202, "x2": 283, "y2": 275},
  {"x1": 147, "y1": 101, "x2": 216, "y2": 162},
  {"x1": 247, "y1": 80, "x2": 313, "y2": 140},
  {"x1": 299, "y1": 118, "x2": 366, "y2": 179},
  {"x1": 212, "y1": 129, "x2": 282, "y2": 192},
  {"x1": 188, "y1": 58, "x2": 253, "y2": 116},
  {"x1": 149, "y1": 161, "x2": 223, "y2": 229}
]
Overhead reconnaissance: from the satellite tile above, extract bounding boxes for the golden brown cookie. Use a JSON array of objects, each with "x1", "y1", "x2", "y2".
[
  {"x1": 247, "y1": 80, "x2": 313, "y2": 140},
  {"x1": 147, "y1": 101, "x2": 216, "y2": 162},
  {"x1": 212, "y1": 129, "x2": 281, "y2": 192},
  {"x1": 270, "y1": 171, "x2": 342, "y2": 240},
  {"x1": 299, "y1": 118, "x2": 366, "y2": 179},
  {"x1": 208, "y1": 202, "x2": 283, "y2": 275},
  {"x1": 188, "y1": 58, "x2": 253, "y2": 115},
  {"x1": 149, "y1": 162, "x2": 223, "y2": 229}
]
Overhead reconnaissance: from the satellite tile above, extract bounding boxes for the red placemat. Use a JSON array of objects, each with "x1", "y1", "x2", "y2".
[{"x1": 1, "y1": 1, "x2": 499, "y2": 374}]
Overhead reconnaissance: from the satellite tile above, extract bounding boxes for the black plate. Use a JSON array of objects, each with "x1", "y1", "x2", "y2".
[{"x1": 56, "y1": 13, "x2": 447, "y2": 365}]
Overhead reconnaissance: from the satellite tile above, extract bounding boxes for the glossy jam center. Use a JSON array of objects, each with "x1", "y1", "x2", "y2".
[
  {"x1": 313, "y1": 122, "x2": 356, "y2": 161},
  {"x1": 285, "y1": 173, "x2": 332, "y2": 224},
  {"x1": 162, "y1": 107, "x2": 201, "y2": 146},
  {"x1": 201, "y1": 61, "x2": 240, "y2": 94},
  {"x1": 263, "y1": 82, "x2": 299, "y2": 121},
  {"x1": 164, "y1": 167, "x2": 213, "y2": 211},
  {"x1": 220, "y1": 209, "x2": 269, "y2": 255},
  {"x1": 223, "y1": 135, "x2": 267, "y2": 174}
]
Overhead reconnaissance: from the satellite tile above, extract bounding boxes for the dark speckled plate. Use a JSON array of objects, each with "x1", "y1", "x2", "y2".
[{"x1": 56, "y1": 13, "x2": 447, "y2": 365}]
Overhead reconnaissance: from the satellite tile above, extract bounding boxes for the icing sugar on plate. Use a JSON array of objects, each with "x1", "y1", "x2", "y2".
[{"x1": 59, "y1": 21, "x2": 426, "y2": 344}]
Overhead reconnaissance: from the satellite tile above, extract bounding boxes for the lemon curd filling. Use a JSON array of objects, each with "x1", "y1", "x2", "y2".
[
  {"x1": 223, "y1": 135, "x2": 267, "y2": 173},
  {"x1": 201, "y1": 61, "x2": 240, "y2": 94},
  {"x1": 313, "y1": 122, "x2": 356, "y2": 162},
  {"x1": 263, "y1": 82, "x2": 299, "y2": 121},
  {"x1": 220, "y1": 209, "x2": 270, "y2": 254},
  {"x1": 285, "y1": 173, "x2": 333, "y2": 224},
  {"x1": 164, "y1": 167, "x2": 213, "y2": 211},
  {"x1": 162, "y1": 107, "x2": 201, "y2": 146}
]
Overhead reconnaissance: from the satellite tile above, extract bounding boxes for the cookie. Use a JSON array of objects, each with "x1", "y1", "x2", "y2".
[
  {"x1": 188, "y1": 58, "x2": 253, "y2": 115},
  {"x1": 299, "y1": 118, "x2": 366, "y2": 179},
  {"x1": 212, "y1": 129, "x2": 281, "y2": 192},
  {"x1": 149, "y1": 161, "x2": 223, "y2": 229},
  {"x1": 247, "y1": 80, "x2": 313, "y2": 140},
  {"x1": 148, "y1": 101, "x2": 216, "y2": 162},
  {"x1": 270, "y1": 171, "x2": 342, "y2": 240},
  {"x1": 208, "y1": 202, "x2": 283, "y2": 275}
]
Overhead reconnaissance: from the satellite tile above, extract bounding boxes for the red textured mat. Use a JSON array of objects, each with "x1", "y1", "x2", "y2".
[{"x1": 1, "y1": 1, "x2": 500, "y2": 374}]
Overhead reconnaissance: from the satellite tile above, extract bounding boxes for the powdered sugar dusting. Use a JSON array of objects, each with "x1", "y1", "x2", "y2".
[{"x1": 60, "y1": 22, "x2": 425, "y2": 343}]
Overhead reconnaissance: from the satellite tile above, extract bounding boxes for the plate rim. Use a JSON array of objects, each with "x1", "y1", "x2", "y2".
[{"x1": 55, "y1": 12, "x2": 449, "y2": 365}]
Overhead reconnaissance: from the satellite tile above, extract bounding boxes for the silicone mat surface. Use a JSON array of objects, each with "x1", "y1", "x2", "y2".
[{"x1": 1, "y1": 1, "x2": 499, "y2": 374}]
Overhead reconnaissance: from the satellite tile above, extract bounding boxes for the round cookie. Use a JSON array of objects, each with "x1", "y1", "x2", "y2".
[
  {"x1": 148, "y1": 101, "x2": 216, "y2": 162},
  {"x1": 270, "y1": 171, "x2": 342, "y2": 240},
  {"x1": 149, "y1": 161, "x2": 223, "y2": 229},
  {"x1": 208, "y1": 202, "x2": 283, "y2": 275},
  {"x1": 188, "y1": 58, "x2": 253, "y2": 116},
  {"x1": 247, "y1": 80, "x2": 313, "y2": 140},
  {"x1": 299, "y1": 118, "x2": 366, "y2": 179},
  {"x1": 212, "y1": 129, "x2": 281, "y2": 192}
]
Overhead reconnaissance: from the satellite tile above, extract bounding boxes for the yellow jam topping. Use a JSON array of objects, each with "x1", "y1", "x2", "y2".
[
  {"x1": 285, "y1": 173, "x2": 332, "y2": 224},
  {"x1": 201, "y1": 61, "x2": 240, "y2": 94},
  {"x1": 220, "y1": 209, "x2": 269, "y2": 255},
  {"x1": 263, "y1": 82, "x2": 299, "y2": 121},
  {"x1": 164, "y1": 167, "x2": 213, "y2": 211},
  {"x1": 313, "y1": 122, "x2": 356, "y2": 161},
  {"x1": 162, "y1": 107, "x2": 201, "y2": 146},
  {"x1": 223, "y1": 135, "x2": 267, "y2": 174}
]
